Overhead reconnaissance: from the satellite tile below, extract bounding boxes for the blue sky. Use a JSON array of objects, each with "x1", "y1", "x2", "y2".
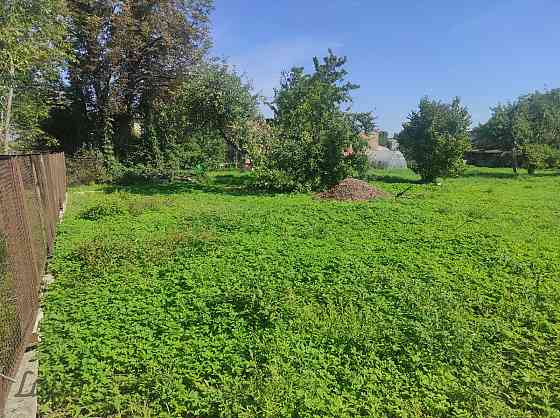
[{"x1": 211, "y1": 0, "x2": 560, "y2": 135}]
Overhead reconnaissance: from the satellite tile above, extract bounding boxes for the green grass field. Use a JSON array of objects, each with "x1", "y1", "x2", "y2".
[{"x1": 39, "y1": 168, "x2": 560, "y2": 417}]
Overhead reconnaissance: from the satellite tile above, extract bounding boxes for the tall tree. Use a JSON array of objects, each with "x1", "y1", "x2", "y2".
[
  {"x1": 0, "y1": 0, "x2": 69, "y2": 152},
  {"x1": 64, "y1": 0, "x2": 213, "y2": 159}
]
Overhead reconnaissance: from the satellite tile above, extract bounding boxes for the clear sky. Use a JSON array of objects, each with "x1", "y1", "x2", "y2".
[{"x1": 211, "y1": 0, "x2": 560, "y2": 135}]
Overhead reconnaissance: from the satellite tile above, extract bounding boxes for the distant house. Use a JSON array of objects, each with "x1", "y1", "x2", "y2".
[
  {"x1": 362, "y1": 131, "x2": 381, "y2": 150},
  {"x1": 465, "y1": 149, "x2": 513, "y2": 167},
  {"x1": 344, "y1": 132, "x2": 381, "y2": 156}
]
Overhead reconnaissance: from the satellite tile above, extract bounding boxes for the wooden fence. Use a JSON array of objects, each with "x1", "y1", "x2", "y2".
[{"x1": 0, "y1": 153, "x2": 66, "y2": 412}]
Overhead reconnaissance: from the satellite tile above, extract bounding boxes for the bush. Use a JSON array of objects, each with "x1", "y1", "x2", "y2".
[
  {"x1": 193, "y1": 163, "x2": 208, "y2": 179},
  {"x1": 80, "y1": 202, "x2": 128, "y2": 221},
  {"x1": 253, "y1": 51, "x2": 374, "y2": 192},
  {"x1": 546, "y1": 147, "x2": 560, "y2": 169},
  {"x1": 522, "y1": 143, "x2": 558, "y2": 174},
  {"x1": 398, "y1": 97, "x2": 472, "y2": 182},
  {"x1": 111, "y1": 162, "x2": 175, "y2": 185},
  {"x1": 252, "y1": 167, "x2": 300, "y2": 192},
  {"x1": 66, "y1": 148, "x2": 110, "y2": 185},
  {"x1": 112, "y1": 165, "x2": 152, "y2": 186}
]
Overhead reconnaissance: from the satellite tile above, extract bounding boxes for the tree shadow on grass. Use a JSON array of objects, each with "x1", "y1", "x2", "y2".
[
  {"x1": 367, "y1": 174, "x2": 421, "y2": 185},
  {"x1": 369, "y1": 169, "x2": 558, "y2": 183},
  {"x1": 213, "y1": 174, "x2": 252, "y2": 187},
  {"x1": 102, "y1": 174, "x2": 280, "y2": 197},
  {"x1": 461, "y1": 170, "x2": 559, "y2": 179}
]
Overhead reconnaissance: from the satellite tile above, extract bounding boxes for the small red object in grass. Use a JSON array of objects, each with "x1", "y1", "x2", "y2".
[{"x1": 316, "y1": 178, "x2": 389, "y2": 201}]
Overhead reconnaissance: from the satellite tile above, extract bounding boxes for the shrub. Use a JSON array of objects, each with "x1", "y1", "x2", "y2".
[
  {"x1": 546, "y1": 147, "x2": 560, "y2": 169},
  {"x1": 253, "y1": 51, "x2": 374, "y2": 192},
  {"x1": 252, "y1": 167, "x2": 300, "y2": 192},
  {"x1": 522, "y1": 143, "x2": 559, "y2": 174},
  {"x1": 79, "y1": 202, "x2": 128, "y2": 221},
  {"x1": 66, "y1": 147, "x2": 110, "y2": 185},
  {"x1": 111, "y1": 165, "x2": 151, "y2": 186},
  {"x1": 112, "y1": 162, "x2": 185, "y2": 185},
  {"x1": 398, "y1": 97, "x2": 472, "y2": 182},
  {"x1": 193, "y1": 163, "x2": 208, "y2": 179}
]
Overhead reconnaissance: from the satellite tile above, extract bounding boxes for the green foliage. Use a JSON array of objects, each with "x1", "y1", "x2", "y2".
[
  {"x1": 79, "y1": 201, "x2": 128, "y2": 221},
  {"x1": 52, "y1": 0, "x2": 214, "y2": 159},
  {"x1": 66, "y1": 147, "x2": 110, "y2": 186},
  {"x1": 473, "y1": 89, "x2": 560, "y2": 173},
  {"x1": 379, "y1": 130, "x2": 389, "y2": 146},
  {"x1": 252, "y1": 166, "x2": 301, "y2": 193},
  {"x1": 515, "y1": 89, "x2": 560, "y2": 147},
  {"x1": 254, "y1": 51, "x2": 374, "y2": 191},
  {"x1": 0, "y1": 0, "x2": 68, "y2": 77},
  {"x1": 0, "y1": 0, "x2": 69, "y2": 150},
  {"x1": 545, "y1": 147, "x2": 560, "y2": 169},
  {"x1": 398, "y1": 97, "x2": 472, "y2": 182},
  {"x1": 473, "y1": 103, "x2": 516, "y2": 151},
  {"x1": 40, "y1": 168, "x2": 560, "y2": 417},
  {"x1": 194, "y1": 163, "x2": 208, "y2": 178},
  {"x1": 521, "y1": 143, "x2": 558, "y2": 174},
  {"x1": 135, "y1": 63, "x2": 258, "y2": 176}
]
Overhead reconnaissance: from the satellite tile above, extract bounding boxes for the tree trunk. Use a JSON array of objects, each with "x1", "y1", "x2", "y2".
[
  {"x1": 512, "y1": 146, "x2": 518, "y2": 174},
  {"x1": 1, "y1": 59, "x2": 15, "y2": 153}
]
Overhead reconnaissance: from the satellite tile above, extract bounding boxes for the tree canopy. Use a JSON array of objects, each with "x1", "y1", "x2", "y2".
[
  {"x1": 253, "y1": 50, "x2": 374, "y2": 191},
  {"x1": 0, "y1": 0, "x2": 69, "y2": 151},
  {"x1": 398, "y1": 97, "x2": 471, "y2": 182},
  {"x1": 45, "y1": 0, "x2": 214, "y2": 159},
  {"x1": 135, "y1": 63, "x2": 259, "y2": 175},
  {"x1": 2, "y1": 0, "x2": 557, "y2": 182}
]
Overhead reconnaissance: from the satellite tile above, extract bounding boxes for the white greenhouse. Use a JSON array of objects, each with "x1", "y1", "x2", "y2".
[{"x1": 367, "y1": 139, "x2": 408, "y2": 169}]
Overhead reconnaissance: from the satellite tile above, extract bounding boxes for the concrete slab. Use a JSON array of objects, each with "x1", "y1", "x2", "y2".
[
  {"x1": 2, "y1": 350, "x2": 37, "y2": 418},
  {"x1": 42, "y1": 275, "x2": 54, "y2": 287}
]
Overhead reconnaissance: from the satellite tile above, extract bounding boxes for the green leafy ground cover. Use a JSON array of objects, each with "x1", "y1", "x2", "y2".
[{"x1": 39, "y1": 168, "x2": 560, "y2": 417}]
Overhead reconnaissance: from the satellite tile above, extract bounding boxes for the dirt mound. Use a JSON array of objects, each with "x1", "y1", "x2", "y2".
[{"x1": 317, "y1": 178, "x2": 388, "y2": 201}]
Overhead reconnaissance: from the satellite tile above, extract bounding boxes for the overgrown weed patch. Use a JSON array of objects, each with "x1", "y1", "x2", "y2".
[{"x1": 40, "y1": 168, "x2": 560, "y2": 417}]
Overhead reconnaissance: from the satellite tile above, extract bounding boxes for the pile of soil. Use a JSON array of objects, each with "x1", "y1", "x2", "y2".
[{"x1": 317, "y1": 178, "x2": 388, "y2": 201}]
